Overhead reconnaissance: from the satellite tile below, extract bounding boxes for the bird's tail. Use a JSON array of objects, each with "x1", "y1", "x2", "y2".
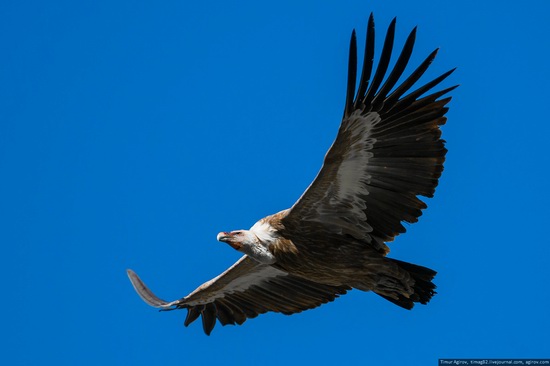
[{"x1": 374, "y1": 258, "x2": 437, "y2": 309}]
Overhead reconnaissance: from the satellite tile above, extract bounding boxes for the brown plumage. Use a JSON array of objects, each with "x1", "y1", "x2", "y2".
[{"x1": 127, "y1": 13, "x2": 456, "y2": 335}]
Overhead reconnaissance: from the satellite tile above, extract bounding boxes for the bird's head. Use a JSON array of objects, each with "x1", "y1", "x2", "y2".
[
  {"x1": 217, "y1": 229, "x2": 276, "y2": 264},
  {"x1": 216, "y1": 230, "x2": 256, "y2": 251}
]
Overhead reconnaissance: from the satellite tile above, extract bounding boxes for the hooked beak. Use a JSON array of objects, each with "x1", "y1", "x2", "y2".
[
  {"x1": 217, "y1": 232, "x2": 230, "y2": 242},
  {"x1": 217, "y1": 232, "x2": 242, "y2": 250}
]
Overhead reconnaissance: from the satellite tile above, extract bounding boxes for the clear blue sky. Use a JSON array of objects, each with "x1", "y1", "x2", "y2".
[{"x1": 1, "y1": 1, "x2": 549, "y2": 365}]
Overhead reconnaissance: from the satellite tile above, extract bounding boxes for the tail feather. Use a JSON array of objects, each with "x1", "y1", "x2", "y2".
[{"x1": 377, "y1": 258, "x2": 437, "y2": 310}]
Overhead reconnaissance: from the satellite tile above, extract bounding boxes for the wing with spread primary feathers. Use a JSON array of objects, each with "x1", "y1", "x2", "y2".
[
  {"x1": 127, "y1": 256, "x2": 349, "y2": 335},
  {"x1": 283, "y1": 14, "x2": 457, "y2": 254}
]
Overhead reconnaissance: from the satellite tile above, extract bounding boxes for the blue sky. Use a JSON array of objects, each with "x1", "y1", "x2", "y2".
[{"x1": 1, "y1": 0, "x2": 549, "y2": 365}]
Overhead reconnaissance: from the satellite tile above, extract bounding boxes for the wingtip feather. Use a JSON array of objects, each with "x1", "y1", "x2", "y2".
[
  {"x1": 344, "y1": 29, "x2": 358, "y2": 117},
  {"x1": 127, "y1": 269, "x2": 172, "y2": 308}
]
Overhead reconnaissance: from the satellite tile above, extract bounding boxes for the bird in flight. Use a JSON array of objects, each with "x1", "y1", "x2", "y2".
[{"x1": 128, "y1": 13, "x2": 456, "y2": 335}]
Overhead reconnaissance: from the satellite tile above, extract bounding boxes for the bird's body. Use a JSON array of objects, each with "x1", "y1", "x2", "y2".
[
  {"x1": 252, "y1": 211, "x2": 381, "y2": 287},
  {"x1": 128, "y1": 13, "x2": 456, "y2": 335},
  {"x1": 229, "y1": 209, "x2": 434, "y2": 304}
]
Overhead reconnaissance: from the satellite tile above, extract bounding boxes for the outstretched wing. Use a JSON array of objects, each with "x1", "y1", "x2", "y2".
[
  {"x1": 282, "y1": 14, "x2": 457, "y2": 254},
  {"x1": 127, "y1": 256, "x2": 349, "y2": 335}
]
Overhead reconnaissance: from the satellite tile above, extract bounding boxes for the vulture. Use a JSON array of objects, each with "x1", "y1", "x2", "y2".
[{"x1": 128, "y1": 13, "x2": 456, "y2": 335}]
